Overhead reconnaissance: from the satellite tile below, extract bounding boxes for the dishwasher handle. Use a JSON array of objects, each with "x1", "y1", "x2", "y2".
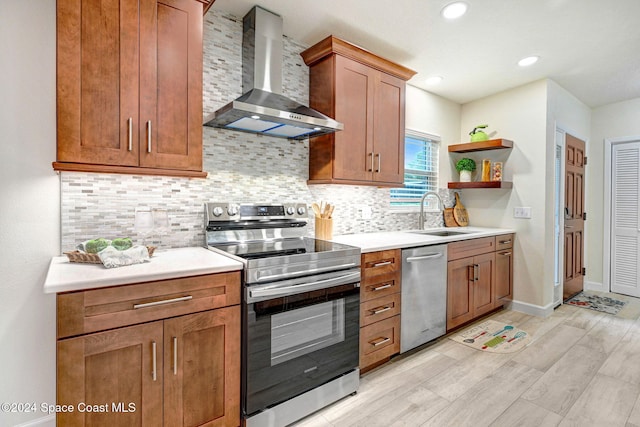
[{"x1": 406, "y1": 253, "x2": 444, "y2": 262}]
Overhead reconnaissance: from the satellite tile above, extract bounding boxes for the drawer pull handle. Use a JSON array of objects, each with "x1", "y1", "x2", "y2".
[
  {"x1": 500, "y1": 252, "x2": 512, "y2": 256},
  {"x1": 371, "y1": 306, "x2": 392, "y2": 315},
  {"x1": 372, "y1": 261, "x2": 392, "y2": 268},
  {"x1": 372, "y1": 283, "x2": 392, "y2": 291},
  {"x1": 133, "y1": 295, "x2": 193, "y2": 310},
  {"x1": 151, "y1": 341, "x2": 157, "y2": 381},
  {"x1": 173, "y1": 337, "x2": 178, "y2": 375},
  {"x1": 370, "y1": 337, "x2": 391, "y2": 347},
  {"x1": 499, "y1": 239, "x2": 512, "y2": 244}
]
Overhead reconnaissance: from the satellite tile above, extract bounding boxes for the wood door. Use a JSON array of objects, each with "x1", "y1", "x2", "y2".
[
  {"x1": 446, "y1": 257, "x2": 474, "y2": 331},
  {"x1": 495, "y1": 249, "x2": 513, "y2": 304},
  {"x1": 563, "y1": 134, "x2": 586, "y2": 300},
  {"x1": 372, "y1": 72, "x2": 405, "y2": 184},
  {"x1": 57, "y1": 322, "x2": 163, "y2": 427},
  {"x1": 611, "y1": 141, "x2": 640, "y2": 297},
  {"x1": 163, "y1": 307, "x2": 241, "y2": 427},
  {"x1": 333, "y1": 55, "x2": 374, "y2": 181},
  {"x1": 139, "y1": 0, "x2": 203, "y2": 171},
  {"x1": 473, "y1": 252, "x2": 496, "y2": 317},
  {"x1": 57, "y1": 0, "x2": 140, "y2": 167}
]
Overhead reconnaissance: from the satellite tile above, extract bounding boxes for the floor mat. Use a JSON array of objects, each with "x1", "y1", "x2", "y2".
[
  {"x1": 449, "y1": 320, "x2": 530, "y2": 353},
  {"x1": 566, "y1": 291, "x2": 626, "y2": 315}
]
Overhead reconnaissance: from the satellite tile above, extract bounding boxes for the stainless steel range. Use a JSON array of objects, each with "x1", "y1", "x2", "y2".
[{"x1": 205, "y1": 202, "x2": 361, "y2": 427}]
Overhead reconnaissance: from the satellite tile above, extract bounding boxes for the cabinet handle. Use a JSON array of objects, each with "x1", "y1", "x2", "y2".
[
  {"x1": 151, "y1": 341, "x2": 157, "y2": 381},
  {"x1": 372, "y1": 283, "x2": 392, "y2": 291},
  {"x1": 375, "y1": 153, "x2": 381, "y2": 173},
  {"x1": 370, "y1": 337, "x2": 391, "y2": 347},
  {"x1": 369, "y1": 152, "x2": 374, "y2": 172},
  {"x1": 468, "y1": 265, "x2": 474, "y2": 282},
  {"x1": 372, "y1": 261, "x2": 392, "y2": 268},
  {"x1": 499, "y1": 239, "x2": 512, "y2": 244},
  {"x1": 370, "y1": 306, "x2": 392, "y2": 315},
  {"x1": 147, "y1": 120, "x2": 152, "y2": 153},
  {"x1": 173, "y1": 337, "x2": 178, "y2": 376},
  {"x1": 499, "y1": 252, "x2": 512, "y2": 256},
  {"x1": 474, "y1": 264, "x2": 479, "y2": 281},
  {"x1": 127, "y1": 117, "x2": 133, "y2": 151},
  {"x1": 133, "y1": 295, "x2": 193, "y2": 310}
]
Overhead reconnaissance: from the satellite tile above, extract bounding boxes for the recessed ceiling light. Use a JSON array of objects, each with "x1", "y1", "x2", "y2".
[
  {"x1": 441, "y1": 2, "x2": 468, "y2": 20},
  {"x1": 425, "y1": 76, "x2": 444, "y2": 85},
  {"x1": 518, "y1": 56, "x2": 539, "y2": 67}
]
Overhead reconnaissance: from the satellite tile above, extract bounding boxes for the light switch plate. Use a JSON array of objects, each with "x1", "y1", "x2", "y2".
[
  {"x1": 514, "y1": 207, "x2": 532, "y2": 219},
  {"x1": 360, "y1": 206, "x2": 373, "y2": 220}
]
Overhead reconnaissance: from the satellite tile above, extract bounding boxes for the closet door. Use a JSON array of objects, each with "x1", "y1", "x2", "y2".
[{"x1": 611, "y1": 142, "x2": 640, "y2": 297}]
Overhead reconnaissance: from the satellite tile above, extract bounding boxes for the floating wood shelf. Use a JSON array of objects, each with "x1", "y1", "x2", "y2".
[
  {"x1": 448, "y1": 181, "x2": 513, "y2": 189},
  {"x1": 448, "y1": 139, "x2": 514, "y2": 153}
]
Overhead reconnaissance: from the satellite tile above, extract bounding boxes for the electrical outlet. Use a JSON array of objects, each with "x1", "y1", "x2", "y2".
[
  {"x1": 514, "y1": 207, "x2": 532, "y2": 219},
  {"x1": 360, "y1": 206, "x2": 373, "y2": 220}
]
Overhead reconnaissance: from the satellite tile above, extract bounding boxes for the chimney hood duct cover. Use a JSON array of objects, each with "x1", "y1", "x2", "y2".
[{"x1": 203, "y1": 6, "x2": 343, "y2": 140}]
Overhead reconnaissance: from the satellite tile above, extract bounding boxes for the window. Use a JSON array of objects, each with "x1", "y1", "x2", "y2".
[{"x1": 390, "y1": 130, "x2": 440, "y2": 209}]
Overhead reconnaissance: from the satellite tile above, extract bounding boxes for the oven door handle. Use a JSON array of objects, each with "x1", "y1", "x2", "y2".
[
  {"x1": 249, "y1": 271, "x2": 361, "y2": 300},
  {"x1": 256, "y1": 263, "x2": 359, "y2": 283}
]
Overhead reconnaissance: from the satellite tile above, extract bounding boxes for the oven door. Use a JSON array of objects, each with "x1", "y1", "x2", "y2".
[{"x1": 243, "y1": 269, "x2": 360, "y2": 417}]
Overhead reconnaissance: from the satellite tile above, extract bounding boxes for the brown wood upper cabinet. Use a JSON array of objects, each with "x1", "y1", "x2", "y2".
[
  {"x1": 55, "y1": 0, "x2": 205, "y2": 178},
  {"x1": 301, "y1": 36, "x2": 416, "y2": 186}
]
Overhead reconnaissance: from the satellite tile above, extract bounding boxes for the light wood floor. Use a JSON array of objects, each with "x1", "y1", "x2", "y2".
[{"x1": 294, "y1": 292, "x2": 640, "y2": 427}]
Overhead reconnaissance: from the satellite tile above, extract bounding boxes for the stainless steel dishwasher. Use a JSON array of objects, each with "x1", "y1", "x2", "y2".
[{"x1": 401, "y1": 244, "x2": 447, "y2": 353}]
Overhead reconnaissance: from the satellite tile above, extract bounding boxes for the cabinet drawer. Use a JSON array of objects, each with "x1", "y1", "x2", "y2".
[
  {"x1": 362, "y1": 249, "x2": 401, "y2": 276},
  {"x1": 359, "y1": 315, "x2": 400, "y2": 370},
  {"x1": 495, "y1": 234, "x2": 514, "y2": 251},
  {"x1": 57, "y1": 272, "x2": 241, "y2": 339},
  {"x1": 360, "y1": 293, "x2": 401, "y2": 327},
  {"x1": 448, "y1": 237, "x2": 495, "y2": 261},
  {"x1": 361, "y1": 270, "x2": 401, "y2": 302}
]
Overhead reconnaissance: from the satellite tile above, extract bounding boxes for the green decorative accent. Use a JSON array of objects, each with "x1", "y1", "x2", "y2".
[
  {"x1": 455, "y1": 158, "x2": 476, "y2": 172},
  {"x1": 469, "y1": 124, "x2": 489, "y2": 142}
]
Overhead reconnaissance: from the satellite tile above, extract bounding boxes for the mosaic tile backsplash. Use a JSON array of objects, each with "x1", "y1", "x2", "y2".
[{"x1": 60, "y1": 10, "x2": 454, "y2": 251}]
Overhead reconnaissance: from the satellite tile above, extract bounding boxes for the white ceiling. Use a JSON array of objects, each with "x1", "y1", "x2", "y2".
[{"x1": 209, "y1": 0, "x2": 640, "y2": 108}]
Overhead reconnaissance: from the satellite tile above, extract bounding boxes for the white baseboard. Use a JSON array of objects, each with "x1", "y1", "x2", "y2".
[
  {"x1": 13, "y1": 414, "x2": 55, "y2": 427},
  {"x1": 509, "y1": 299, "x2": 557, "y2": 317},
  {"x1": 584, "y1": 281, "x2": 605, "y2": 292}
]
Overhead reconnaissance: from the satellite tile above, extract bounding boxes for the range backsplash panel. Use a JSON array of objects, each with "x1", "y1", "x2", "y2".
[{"x1": 60, "y1": 10, "x2": 452, "y2": 251}]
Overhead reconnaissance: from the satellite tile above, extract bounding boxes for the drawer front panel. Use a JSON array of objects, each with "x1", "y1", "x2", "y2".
[
  {"x1": 362, "y1": 249, "x2": 401, "y2": 276},
  {"x1": 361, "y1": 270, "x2": 401, "y2": 302},
  {"x1": 57, "y1": 272, "x2": 241, "y2": 338},
  {"x1": 495, "y1": 234, "x2": 514, "y2": 251},
  {"x1": 359, "y1": 315, "x2": 400, "y2": 369},
  {"x1": 448, "y1": 237, "x2": 495, "y2": 260},
  {"x1": 360, "y1": 293, "x2": 401, "y2": 327}
]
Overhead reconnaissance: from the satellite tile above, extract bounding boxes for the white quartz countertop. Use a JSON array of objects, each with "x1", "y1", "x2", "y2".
[
  {"x1": 330, "y1": 226, "x2": 515, "y2": 253},
  {"x1": 43, "y1": 247, "x2": 243, "y2": 294}
]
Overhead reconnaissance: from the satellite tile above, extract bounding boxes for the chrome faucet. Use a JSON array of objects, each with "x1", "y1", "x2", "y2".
[{"x1": 418, "y1": 191, "x2": 444, "y2": 230}]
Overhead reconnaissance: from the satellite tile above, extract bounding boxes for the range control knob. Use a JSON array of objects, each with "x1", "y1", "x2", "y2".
[
  {"x1": 286, "y1": 206, "x2": 295, "y2": 215},
  {"x1": 227, "y1": 206, "x2": 238, "y2": 216},
  {"x1": 212, "y1": 207, "x2": 223, "y2": 217},
  {"x1": 297, "y1": 206, "x2": 306, "y2": 215}
]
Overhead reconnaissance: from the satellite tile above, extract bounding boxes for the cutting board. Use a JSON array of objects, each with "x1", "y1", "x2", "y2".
[
  {"x1": 453, "y1": 193, "x2": 469, "y2": 226},
  {"x1": 443, "y1": 208, "x2": 458, "y2": 227}
]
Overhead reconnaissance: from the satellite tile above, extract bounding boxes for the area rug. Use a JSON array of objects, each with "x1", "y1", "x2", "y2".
[
  {"x1": 566, "y1": 291, "x2": 626, "y2": 315},
  {"x1": 450, "y1": 320, "x2": 531, "y2": 353}
]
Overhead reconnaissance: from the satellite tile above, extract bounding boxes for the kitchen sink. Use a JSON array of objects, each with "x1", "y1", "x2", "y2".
[{"x1": 407, "y1": 230, "x2": 474, "y2": 237}]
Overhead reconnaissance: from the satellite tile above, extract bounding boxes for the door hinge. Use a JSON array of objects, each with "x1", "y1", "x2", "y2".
[
  {"x1": 584, "y1": 156, "x2": 587, "y2": 165},
  {"x1": 583, "y1": 212, "x2": 587, "y2": 220},
  {"x1": 582, "y1": 267, "x2": 586, "y2": 275}
]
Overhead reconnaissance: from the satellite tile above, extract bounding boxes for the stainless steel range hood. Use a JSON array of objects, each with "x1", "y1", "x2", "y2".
[{"x1": 204, "y1": 6, "x2": 343, "y2": 140}]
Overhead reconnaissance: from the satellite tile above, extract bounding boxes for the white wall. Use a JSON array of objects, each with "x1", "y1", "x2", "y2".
[
  {"x1": 0, "y1": 1, "x2": 58, "y2": 426},
  {"x1": 589, "y1": 97, "x2": 640, "y2": 287},
  {"x1": 405, "y1": 85, "x2": 462, "y2": 184},
  {"x1": 459, "y1": 80, "x2": 549, "y2": 309}
]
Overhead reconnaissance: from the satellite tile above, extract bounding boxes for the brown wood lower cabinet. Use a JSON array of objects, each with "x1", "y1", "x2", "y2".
[
  {"x1": 56, "y1": 273, "x2": 241, "y2": 426},
  {"x1": 446, "y1": 235, "x2": 514, "y2": 331}
]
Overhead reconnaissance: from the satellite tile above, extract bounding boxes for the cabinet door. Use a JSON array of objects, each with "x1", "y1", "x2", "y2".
[
  {"x1": 139, "y1": 0, "x2": 203, "y2": 171},
  {"x1": 163, "y1": 306, "x2": 241, "y2": 427},
  {"x1": 473, "y1": 252, "x2": 496, "y2": 317},
  {"x1": 372, "y1": 72, "x2": 405, "y2": 184},
  {"x1": 495, "y1": 250, "x2": 513, "y2": 305},
  {"x1": 334, "y1": 55, "x2": 374, "y2": 181},
  {"x1": 57, "y1": 321, "x2": 163, "y2": 426},
  {"x1": 447, "y1": 257, "x2": 474, "y2": 331},
  {"x1": 57, "y1": 0, "x2": 139, "y2": 166}
]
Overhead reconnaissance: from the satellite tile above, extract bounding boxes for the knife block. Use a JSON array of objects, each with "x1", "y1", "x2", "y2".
[{"x1": 315, "y1": 217, "x2": 333, "y2": 240}]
